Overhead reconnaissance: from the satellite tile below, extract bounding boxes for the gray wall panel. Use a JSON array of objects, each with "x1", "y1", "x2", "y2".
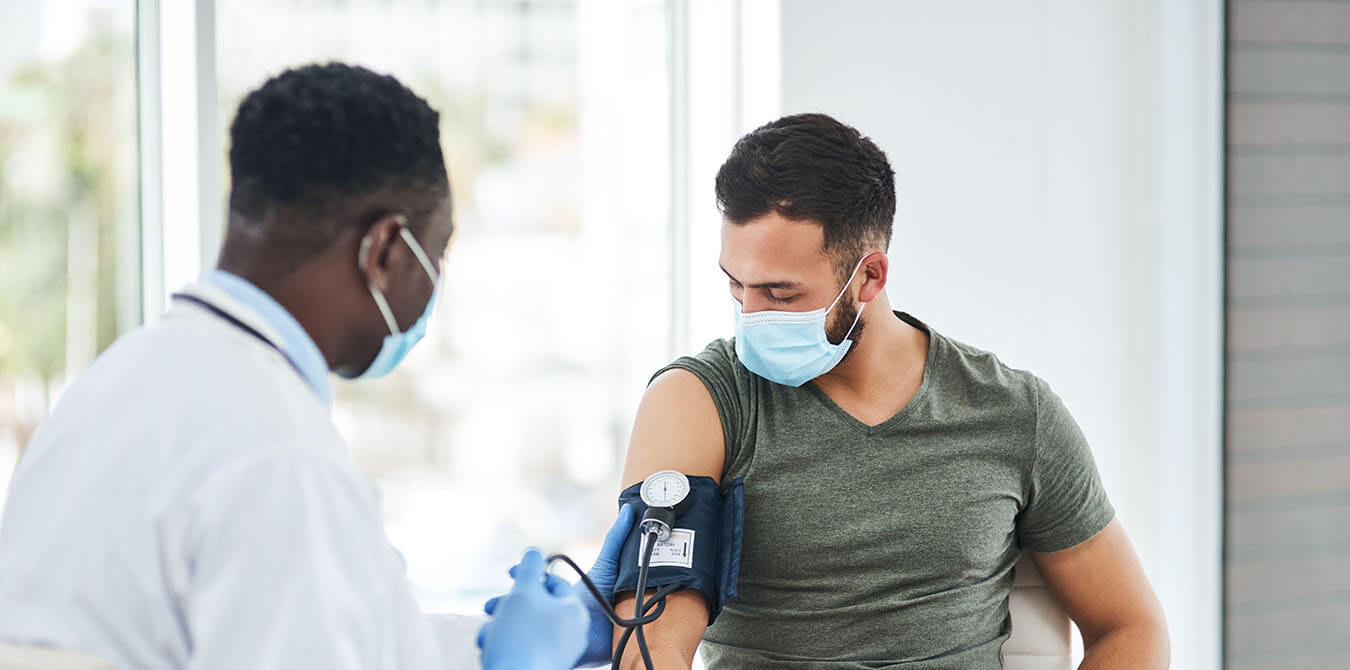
[
  {"x1": 1227, "y1": 354, "x2": 1350, "y2": 407},
  {"x1": 1228, "y1": 402, "x2": 1350, "y2": 451},
  {"x1": 1228, "y1": 455, "x2": 1350, "y2": 501},
  {"x1": 1227, "y1": 504, "x2": 1350, "y2": 558},
  {"x1": 1227, "y1": 256, "x2": 1350, "y2": 302},
  {"x1": 1229, "y1": 154, "x2": 1350, "y2": 196},
  {"x1": 1230, "y1": 0, "x2": 1350, "y2": 46},
  {"x1": 1228, "y1": 305, "x2": 1350, "y2": 350},
  {"x1": 1228, "y1": 205, "x2": 1350, "y2": 247},
  {"x1": 1229, "y1": 50, "x2": 1350, "y2": 97},
  {"x1": 1229, "y1": 102, "x2": 1350, "y2": 145},
  {"x1": 1229, "y1": 652, "x2": 1350, "y2": 670},
  {"x1": 1227, "y1": 602, "x2": 1350, "y2": 659},
  {"x1": 1225, "y1": 0, "x2": 1350, "y2": 665}
]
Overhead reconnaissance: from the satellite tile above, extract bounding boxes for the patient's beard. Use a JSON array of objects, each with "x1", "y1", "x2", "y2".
[{"x1": 826, "y1": 293, "x2": 866, "y2": 359}]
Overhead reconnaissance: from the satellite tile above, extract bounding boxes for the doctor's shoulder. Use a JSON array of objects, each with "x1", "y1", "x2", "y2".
[{"x1": 105, "y1": 312, "x2": 336, "y2": 454}]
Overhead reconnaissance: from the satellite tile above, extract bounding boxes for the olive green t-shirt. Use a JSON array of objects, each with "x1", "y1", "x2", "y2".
[{"x1": 655, "y1": 312, "x2": 1114, "y2": 669}]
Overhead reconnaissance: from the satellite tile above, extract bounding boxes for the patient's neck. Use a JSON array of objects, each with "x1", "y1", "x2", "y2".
[{"x1": 811, "y1": 294, "x2": 929, "y2": 425}]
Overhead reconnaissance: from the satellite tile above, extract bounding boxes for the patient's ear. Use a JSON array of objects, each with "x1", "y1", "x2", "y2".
[{"x1": 858, "y1": 252, "x2": 889, "y2": 303}]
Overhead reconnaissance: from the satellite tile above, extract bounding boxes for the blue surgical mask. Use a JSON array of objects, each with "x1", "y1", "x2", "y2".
[
  {"x1": 343, "y1": 225, "x2": 441, "y2": 380},
  {"x1": 733, "y1": 258, "x2": 868, "y2": 387}
]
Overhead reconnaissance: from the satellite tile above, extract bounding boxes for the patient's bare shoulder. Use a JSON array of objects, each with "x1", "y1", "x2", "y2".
[{"x1": 620, "y1": 368, "x2": 725, "y2": 490}]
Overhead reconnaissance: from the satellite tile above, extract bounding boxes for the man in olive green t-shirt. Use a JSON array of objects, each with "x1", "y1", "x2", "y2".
[{"x1": 612, "y1": 114, "x2": 1169, "y2": 669}]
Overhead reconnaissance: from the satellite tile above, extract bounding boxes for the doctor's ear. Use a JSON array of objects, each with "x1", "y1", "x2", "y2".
[
  {"x1": 356, "y1": 215, "x2": 409, "y2": 291},
  {"x1": 858, "y1": 252, "x2": 889, "y2": 303}
]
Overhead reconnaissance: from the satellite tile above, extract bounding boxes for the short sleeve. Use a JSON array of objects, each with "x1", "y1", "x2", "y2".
[
  {"x1": 1016, "y1": 378, "x2": 1115, "y2": 553},
  {"x1": 651, "y1": 339, "x2": 746, "y2": 479}
]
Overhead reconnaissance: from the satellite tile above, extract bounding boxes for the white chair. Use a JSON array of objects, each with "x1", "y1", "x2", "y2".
[
  {"x1": 0, "y1": 643, "x2": 118, "y2": 670},
  {"x1": 1003, "y1": 556, "x2": 1074, "y2": 670}
]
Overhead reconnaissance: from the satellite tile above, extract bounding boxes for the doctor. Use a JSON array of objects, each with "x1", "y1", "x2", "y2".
[{"x1": 0, "y1": 63, "x2": 617, "y2": 669}]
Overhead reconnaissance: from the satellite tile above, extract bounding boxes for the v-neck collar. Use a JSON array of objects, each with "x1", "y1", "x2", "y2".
[{"x1": 802, "y1": 311, "x2": 939, "y2": 436}]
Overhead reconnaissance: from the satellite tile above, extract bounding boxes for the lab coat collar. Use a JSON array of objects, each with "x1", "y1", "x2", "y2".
[{"x1": 176, "y1": 273, "x2": 335, "y2": 407}]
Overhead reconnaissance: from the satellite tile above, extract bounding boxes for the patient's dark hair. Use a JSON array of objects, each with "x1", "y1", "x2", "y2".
[
  {"x1": 715, "y1": 113, "x2": 895, "y2": 279},
  {"x1": 226, "y1": 62, "x2": 449, "y2": 264}
]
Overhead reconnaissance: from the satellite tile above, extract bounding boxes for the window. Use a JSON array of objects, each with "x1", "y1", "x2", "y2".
[
  {"x1": 214, "y1": 0, "x2": 671, "y2": 611},
  {"x1": 0, "y1": 0, "x2": 139, "y2": 508}
]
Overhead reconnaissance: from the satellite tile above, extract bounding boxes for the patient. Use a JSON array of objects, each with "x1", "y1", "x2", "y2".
[{"x1": 613, "y1": 114, "x2": 1169, "y2": 669}]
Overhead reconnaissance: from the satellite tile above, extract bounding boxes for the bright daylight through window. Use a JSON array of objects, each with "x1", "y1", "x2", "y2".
[
  {"x1": 214, "y1": 0, "x2": 671, "y2": 612},
  {"x1": 0, "y1": 1, "x2": 139, "y2": 514}
]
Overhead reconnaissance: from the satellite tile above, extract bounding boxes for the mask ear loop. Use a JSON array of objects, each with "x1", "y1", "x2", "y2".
[
  {"x1": 839, "y1": 295, "x2": 868, "y2": 343},
  {"x1": 825, "y1": 254, "x2": 875, "y2": 314},
  {"x1": 398, "y1": 224, "x2": 440, "y2": 283},
  {"x1": 831, "y1": 254, "x2": 878, "y2": 343}
]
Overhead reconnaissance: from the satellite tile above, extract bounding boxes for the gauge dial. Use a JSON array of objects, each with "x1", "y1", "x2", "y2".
[{"x1": 640, "y1": 470, "x2": 691, "y2": 509}]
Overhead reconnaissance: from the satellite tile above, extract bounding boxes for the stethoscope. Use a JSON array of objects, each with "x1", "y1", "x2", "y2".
[
  {"x1": 173, "y1": 291, "x2": 306, "y2": 379},
  {"x1": 547, "y1": 470, "x2": 693, "y2": 670}
]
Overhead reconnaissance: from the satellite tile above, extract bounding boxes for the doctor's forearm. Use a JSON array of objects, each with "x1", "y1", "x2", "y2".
[{"x1": 1078, "y1": 622, "x2": 1169, "y2": 670}]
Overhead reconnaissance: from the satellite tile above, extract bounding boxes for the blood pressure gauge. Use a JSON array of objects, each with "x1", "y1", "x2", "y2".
[
  {"x1": 638, "y1": 470, "x2": 692, "y2": 542},
  {"x1": 641, "y1": 470, "x2": 692, "y2": 510}
]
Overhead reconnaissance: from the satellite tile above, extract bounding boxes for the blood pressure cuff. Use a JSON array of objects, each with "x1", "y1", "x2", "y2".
[{"x1": 610, "y1": 475, "x2": 744, "y2": 625}]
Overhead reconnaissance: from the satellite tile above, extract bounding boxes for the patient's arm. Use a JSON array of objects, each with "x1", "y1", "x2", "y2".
[
  {"x1": 612, "y1": 369, "x2": 725, "y2": 670},
  {"x1": 1030, "y1": 519, "x2": 1170, "y2": 670}
]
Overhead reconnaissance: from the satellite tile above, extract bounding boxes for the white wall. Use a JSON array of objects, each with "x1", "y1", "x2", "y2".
[{"x1": 696, "y1": 1, "x2": 1223, "y2": 667}]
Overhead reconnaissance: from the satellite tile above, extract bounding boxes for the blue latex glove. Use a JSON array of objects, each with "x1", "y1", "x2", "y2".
[
  {"x1": 478, "y1": 550, "x2": 588, "y2": 670},
  {"x1": 574, "y1": 503, "x2": 635, "y2": 666},
  {"x1": 484, "y1": 504, "x2": 635, "y2": 668}
]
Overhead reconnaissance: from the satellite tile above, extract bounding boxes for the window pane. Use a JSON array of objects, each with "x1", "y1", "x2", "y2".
[
  {"x1": 215, "y1": 0, "x2": 671, "y2": 611},
  {"x1": 0, "y1": 0, "x2": 139, "y2": 505}
]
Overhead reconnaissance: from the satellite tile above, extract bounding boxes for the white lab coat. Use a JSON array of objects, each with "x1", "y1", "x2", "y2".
[{"x1": 0, "y1": 283, "x2": 483, "y2": 669}]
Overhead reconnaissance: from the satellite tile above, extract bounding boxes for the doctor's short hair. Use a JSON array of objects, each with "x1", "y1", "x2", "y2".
[
  {"x1": 226, "y1": 63, "x2": 449, "y2": 255},
  {"x1": 715, "y1": 113, "x2": 896, "y2": 280}
]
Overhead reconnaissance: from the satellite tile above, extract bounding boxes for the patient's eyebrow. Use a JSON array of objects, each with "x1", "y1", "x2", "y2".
[{"x1": 720, "y1": 264, "x2": 803, "y2": 290}]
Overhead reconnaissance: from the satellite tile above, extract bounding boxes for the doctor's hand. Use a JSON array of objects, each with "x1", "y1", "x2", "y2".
[
  {"x1": 574, "y1": 503, "x2": 635, "y2": 666},
  {"x1": 478, "y1": 550, "x2": 588, "y2": 670},
  {"x1": 482, "y1": 504, "x2": 635, "y2": 668}
]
